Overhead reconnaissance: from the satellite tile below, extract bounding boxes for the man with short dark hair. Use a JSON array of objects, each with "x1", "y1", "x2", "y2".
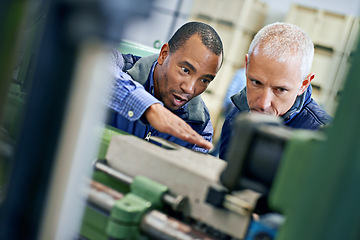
[
  {"x1": 108, "y1": 21, "x2": 223, "y2": 153},
  {"x1": 219, "y1": 22, "x2": 332, "y2": 160}
]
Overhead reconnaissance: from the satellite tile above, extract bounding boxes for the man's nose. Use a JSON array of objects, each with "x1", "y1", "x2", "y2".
[
  {"x1": 180, "y1": 79, "x2": 196, "y2": 94},
  {"x1": 258, "y1": 89, "x2": 272, "y2": 110}
]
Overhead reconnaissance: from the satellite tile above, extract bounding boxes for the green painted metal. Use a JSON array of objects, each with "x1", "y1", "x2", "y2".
[
  {"x1": 107, "y1": 193, "x2": 151, "y2": 239},
  {"x1": 97, "y1": 124, "x2": 128, "y2": 159},
  {"x1": 118, "y1": 40, "x2": 159, "y2": 57},
  {"x1": 79, "y1": 206, "x2": 109, "y2": 240},
  {"x1": 3, "y1": 85, "x2": 26, "y2": 139},
  {"x1": 92, "y1": 171, "x2": 130, "y2": 194},
  {"x1": 269, "y1": 130, "x2": 326, "y2": 213},
  {"x1": 106, "y1": 176, "x2": 168, "y2": 239},
  {"x1": 92, "y1": 125, "x2": 130, "y2": 193},
  {"x1": 269, "y1": 37, "x2": 360, "y2": 239},
  {"x1": 84, "y1": 176, "x2": 168, "y2": 240},
  {"x1": 1, "y1": 2, "x2": 48, "y2": 140},
  {"x1": 0, "y1": 0, "x2": 27, "y2": 121},
  {"x1": 111, "y1": 193, "x2": 151, "y2": 223},
  {"x1": 106, "y1": 220, "x2": 139, "y2": 240},
  {"x1": 131, "y1": 176, "x2": 168, "y2": 209}
]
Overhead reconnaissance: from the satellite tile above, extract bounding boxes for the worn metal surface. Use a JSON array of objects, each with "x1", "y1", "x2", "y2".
[
  {"x1": 106, "y1": 135, "x2": 258, "y2": 238},
  {"x1": 140, "y1": 210, "x2": 215, "y2": 240},
  {"x1": 87, "y1": 180, "x2": 123, "y2": 212}
]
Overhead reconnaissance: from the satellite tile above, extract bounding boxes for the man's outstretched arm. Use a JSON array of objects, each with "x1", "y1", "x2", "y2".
[
  {"x1": 108, "y1": 71, "x2": 213, "y2": 151},
  {"x1": 144, "y1": 103, "x2": 213, "y2": 151}
]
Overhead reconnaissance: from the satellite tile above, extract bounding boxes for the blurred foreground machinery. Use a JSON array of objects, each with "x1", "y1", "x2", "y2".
[{"x1": 0, "y1": 0, "x2": 153, "y2": 239}]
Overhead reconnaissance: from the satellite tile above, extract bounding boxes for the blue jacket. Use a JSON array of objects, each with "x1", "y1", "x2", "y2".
[
  {"x1": 108, "y1": 53, "x2": 213, "y2": 153},
  {"x1": 219, "y1": 85, "x2": 332, "y2": 160}
]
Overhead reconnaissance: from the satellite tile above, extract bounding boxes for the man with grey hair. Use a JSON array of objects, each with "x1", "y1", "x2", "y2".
[{"x1": 219, "y1": 22, "x2": 332, "y2": 160}]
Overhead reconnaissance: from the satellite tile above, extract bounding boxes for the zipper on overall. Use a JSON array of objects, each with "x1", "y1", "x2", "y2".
[{"x1": 144, "y1": 131, "x2": 152, "y2": 141}]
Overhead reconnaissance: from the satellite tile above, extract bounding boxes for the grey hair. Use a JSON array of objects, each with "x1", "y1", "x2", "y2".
[{"x1": 247, "y1": 22, "x2": 314, "y2": 80}]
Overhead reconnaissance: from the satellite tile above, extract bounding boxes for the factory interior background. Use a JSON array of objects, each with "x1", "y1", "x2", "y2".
[
  {"x1": 121, "y1": 0, "x2": 360, "y2": 143},
  {"x1": 0, "y1": 0, "x2": 359, "y2": 239}
]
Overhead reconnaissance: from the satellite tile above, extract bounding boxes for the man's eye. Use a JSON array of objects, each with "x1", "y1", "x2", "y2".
[
  {"x1": 251, "y1": 79, "x2": 261, "y2": 85},
  {"x1": 277, "y1": 87, "x2": 287, "y2": 92},
  {"x1": 182, "y1": 67, "x2": 189, "y2": 74},
  {"x1": 201, "y1": 79, "x2": 211, "y2": 84}
]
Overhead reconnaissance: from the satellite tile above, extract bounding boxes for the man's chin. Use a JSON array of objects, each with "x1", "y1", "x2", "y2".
[
  {"x1": 166, "y1": 104, "x2": 183, "y2": 112},
  {"x1": 166, "y1": 100, "x2": 189, "y2": 111},
  {"x1": 250, "y1": 109, "x2": 274, "y2": 115}
]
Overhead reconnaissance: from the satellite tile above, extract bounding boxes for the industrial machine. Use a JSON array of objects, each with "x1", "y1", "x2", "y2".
[
  {"x1": 79, "y1": 118, "x2": 282, "y2": 240},
  {"x1": 78, "y1": 32, "x2": 360, "y2": 239},
  {"x1": 77, "y1": 23, "x2": 360, "y2": 239},
  {"x1": 1, "y1": 0, "x2": 359, "y2": 239},
  {"x1": 77, "y1": 112, "x2": 319, "y2": 240}
]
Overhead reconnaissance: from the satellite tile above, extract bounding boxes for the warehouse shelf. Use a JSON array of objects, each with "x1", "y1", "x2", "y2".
[
  {"x1": 286, "y1": 3, "x2": 360, "y2": 115},
  {"x1": 286, "y1": 4, "x2": 354, "y2": 52}
]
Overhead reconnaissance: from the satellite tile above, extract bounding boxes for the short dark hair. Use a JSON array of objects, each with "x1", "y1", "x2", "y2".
[{"x1": 168, "y1": 21, "x2": 223, "y2": 58}]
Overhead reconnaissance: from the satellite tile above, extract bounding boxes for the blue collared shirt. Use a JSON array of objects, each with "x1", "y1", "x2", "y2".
[{"x1": 107, "y1": 61, "x2": 161, "y2": 122}]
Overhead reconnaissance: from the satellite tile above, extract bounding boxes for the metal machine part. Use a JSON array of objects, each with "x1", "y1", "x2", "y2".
[
  {"x1": 205, "y1": 184, "x2": 259, "y2": 217},
  {"x1": 94, "y1": 159, "x2": 134, "y2": 185},
  {"x1": 221, "y1": 113, "x2": 294, "y2": 195},
  {"x1": 87, "y1": 180, "x2": 124, "y2": 212},
  {"x1": 140, "y1": 210, "x2": 216, "y2": 240},
  {"x1": 86, "y1": 116, "x2": 321, "y2": 239},
  {"x1": 105, "y1": 134, "x2": 261, "y2": 238},
  {"x1": 85, "y1": 179, "x2": 215, "y2": 240},
  {"x1": 94, "y1": 160, "x2": 187, "y2": 212}
]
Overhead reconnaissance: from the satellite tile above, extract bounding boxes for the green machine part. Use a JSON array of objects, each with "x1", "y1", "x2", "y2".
[
  {"x1": 269, "y1": 37, "x2": 360, "y2": 239},
  {"x1": 106, "y1": 176, "x2": 168, "y2": 239},
  {"x1": 81, "y1": 206, "x2": 109, "y2": 240},
  {"x1": 92, "y1": 125, "x2": 130, "y2": 193},
  {"x1": 97, "y1": 124, "x2": 128, "y2": 160},
  {"x1": 106, "y1": 194, "x2": 150, "y2": 239},
  {"x1": 130, "y1": 175, "x2": 168, "y2": 210},
  {"x1": 80, "y1": 175, "x2": 168, "y2": 240}
]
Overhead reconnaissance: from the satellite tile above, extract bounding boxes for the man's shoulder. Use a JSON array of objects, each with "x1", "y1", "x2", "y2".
[
  {"x1": 303, "y1": 99, "x2": 332, "y2": 125},
  {"x1": 224, "y1": 106, "x2": 242, "y2": 126},
  {"x1": 290, "y1": 98, "x2": 332, "y2": 129},
  {"x1": 126, "y1": 54, "x2": 158, "y2": 85},
  {"x1": 121, "y1": 53, "x2": 142, "y2": 71},
  {"x1": 231, "y1": 88, "x2": 249, "y2": 112}
]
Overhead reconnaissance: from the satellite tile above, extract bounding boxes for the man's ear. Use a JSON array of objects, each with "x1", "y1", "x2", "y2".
[
  {"x1": 245, "y1": 54, "x2": 249, "y2": 69},
  {"x1": 298, "y1": 73, "x2": 315, "y2": 95},
  {"x1": 157, "y1": 43, "x2": 170, "y2": 65}
]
